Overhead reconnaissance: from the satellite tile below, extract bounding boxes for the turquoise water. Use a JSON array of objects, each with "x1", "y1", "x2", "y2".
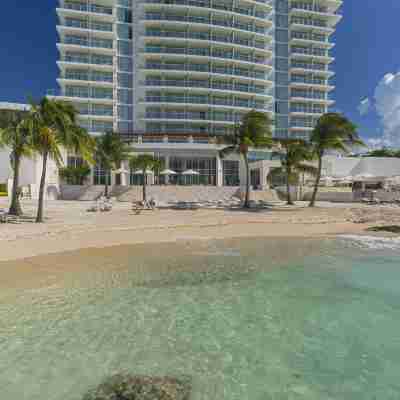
[{"x1": 1, "y1": 237, "x2": 400, "y2": 399}]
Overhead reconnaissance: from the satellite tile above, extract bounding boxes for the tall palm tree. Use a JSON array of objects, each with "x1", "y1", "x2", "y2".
[
  {"x1": 129, "y1": 154, "x2": 163, "y2": 202},
  {"x1": 219, "y1": 110, "x2": 273, "y2": 208},
  {"x1": 309, "y1": 112, "x2": 364, "y2": 207},
  {"x1": 272, "y1": 139, "x2": 317, "y2": 205},
  {"x1": 94, "y1": 131, "x2": 131, "y2": 198},
  {"x1": 0, "y1": 107, "x2": 33, "y2": 216},
  {"x1": 29, "y1": 98, "x2": 95, "y2": 223}
]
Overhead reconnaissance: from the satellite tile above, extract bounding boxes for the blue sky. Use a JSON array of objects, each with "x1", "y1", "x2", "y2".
[{"x1": 0, "y1": 1, "x2": 399, "y2": 147}]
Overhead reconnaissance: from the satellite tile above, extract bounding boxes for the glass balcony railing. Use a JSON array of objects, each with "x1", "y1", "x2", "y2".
[
  {"x1": 145, "y1": 111, "x2": 244, "y2": 122},
  {"x1": 63, "y1": 19, "x2": 113, "y2": 32},
  {"x1": 291, "y1": 2, "x2": 342, "y2": 15},
  {"x1": 290, "y1": 107, "x2": 325, "y2": 114},
  {"x1": 144, "y1": 96, "x2": 270, "y2": 110},
  {"x1": 291, "y1": 61, "x2": 331, "y2": 72},
  {"x1": 291, "y1": 47, "x2": 329, "y2": 57},
  {"x1": 143, "y1": 46, "x2": 273, "y2": 65},
  {"x1": 63, "y1": 36, "x2": 113, "y2": 49},
  {"x1": 291, "y1": 17, "x2": 331, "y2": 29},
  {"x1": 291, "y1": 31, "x2": 329, "y2": 43},
  {"x1": 63, "y1": 72, "x2": 114, "y2": 83},
  {"x1": 144, "y1": 13, "x2": 268, "y2": 35},
  {"x1": 144, "y1": 0, "x2": 273, "y2": 18},
  {"x1": 291, "y1": 91, "x2": 328, "y2": 100},
  {"x1": 62, "y1": 2, "x2": 113, "y2": 15},
  {"x1": 144, "y1": 63, "x2": 271, "y2": 80},
  {"x1": 291, "y1": 76, "x2": 328, "y2": 85},
  {"x1": 62, "y1": 53, "x2": 114, "y2": 66}
]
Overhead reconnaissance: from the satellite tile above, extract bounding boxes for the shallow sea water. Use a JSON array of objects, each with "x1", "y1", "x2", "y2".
[{"x1": 1, "y1": 236, "x2": 400, "y2": 399}]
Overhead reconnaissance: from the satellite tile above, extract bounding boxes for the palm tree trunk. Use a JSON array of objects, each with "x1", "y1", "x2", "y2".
[
  {"x1": 104, "y1": 182, "x2": 108, "y2": 198},
  {"x1": 286, "y1": 168, "x2": 294, "y2": 205},
  {"x1": 309, "y1": 155, "x2": 322, "y2": 208},
  {"x1": 9, "y1": 154, "x2": 23, "y2": 216},
  {"x1": 142, "y1": 173, "x2": 147, "y2": 202},
  {"x1": 36, "y1": 151, "x2": 48, "y2": 223},
  {"x1": 244, "y1": 154, "x2": 251, "y2": 208}
]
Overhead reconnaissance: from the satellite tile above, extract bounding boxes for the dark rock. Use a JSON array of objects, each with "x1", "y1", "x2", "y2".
[{"x1": 83, "y1": 374, "x2": 192, "y2": 400}]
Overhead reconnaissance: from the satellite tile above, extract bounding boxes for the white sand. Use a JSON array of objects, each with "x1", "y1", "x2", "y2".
[{"x1": 2, "y1": 198, "x2": 397, "y2": 262}]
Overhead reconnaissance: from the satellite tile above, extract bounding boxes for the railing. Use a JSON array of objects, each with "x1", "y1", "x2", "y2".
[
  {"x1": 63, "y1": 36, "x2": 113, "y2": 49},
  {"x1": 145, "y1": 111, "x2": 243, "y2": 122},
  {"x1": 144, "y1": 30, "x2": 272, "y2": 51},
  {"x1": 62, "y1": 54, "x2": 114, "y2": 66},
  {"x1": 143, "y1": 46, "x2": 273, "y2": 65},
  {"x1": 144, "y1": 13, "x2": 269, "y2": 35},
  {"x1": 291, "y1": 61, "x2": 331, "y2": 72},
  {"x1": 63, "y1": 72, "x2": 114, "y2": 83},
  {"x1": 143, "y1": 0, "x2": 273, "y2": 18},
  {"x1": 291, "y1": 2, "x2": 342, "y2": 15},
  {"x1": 143, "y1": 96, "x2": 269, "y2": 109},
  {"x1": 291, "y1": 91, "x2": 328, "y2": 100},
  {"x1": 290, "y1": 107, "x2": 325, "y2": 114},
  {"x1": 291, "y1": 76, "x2": 328, "y2": 85},
  {"x1": 144, "y1": 64, "x2": 271, "y2": 80},
  {"x1": 291, "y1": 17, "x2": 331, "y2": 28},
  {"x1": 144, "y1": 79, "x2": 273, "y2": 95},
  {"x1": 291, "y1": 47, "x2": 329, "y2": 57},
  {"x1": 291, "y1": 31, "x2": 329, "y2": 43},
  {"x1": 62, "y1": 2, "x2": 113, "y2": 15},
  {"x1": 62, "y1": 19, "x2": 113, "y2": 32}
]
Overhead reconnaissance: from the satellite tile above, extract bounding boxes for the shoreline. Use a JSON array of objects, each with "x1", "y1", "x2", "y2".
[{"x1": 1, "y1": 200, "x2": 399, "y2": 263}]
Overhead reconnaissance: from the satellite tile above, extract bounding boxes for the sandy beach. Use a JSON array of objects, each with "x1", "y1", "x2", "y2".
[{"x1": 1, "y1": 199, "x2": 399, "y2": 263}]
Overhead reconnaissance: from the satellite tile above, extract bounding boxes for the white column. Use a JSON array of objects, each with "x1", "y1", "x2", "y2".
[
  {"x1": 120, "y1": 161, "x2": 128, "y2": 186},
  {"x1": 216, "y1": 154, "x2": 223, "y2": 187}
]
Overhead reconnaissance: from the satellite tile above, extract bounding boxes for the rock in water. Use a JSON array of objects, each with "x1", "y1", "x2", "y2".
[{"x1": 83, "y1": 374, "x2": 192, "y2": 400}]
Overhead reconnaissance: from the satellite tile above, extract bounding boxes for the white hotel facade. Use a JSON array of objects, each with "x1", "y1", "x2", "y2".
[{"x1": 0, "y1": 0, "x2": 342, "y2": 195}]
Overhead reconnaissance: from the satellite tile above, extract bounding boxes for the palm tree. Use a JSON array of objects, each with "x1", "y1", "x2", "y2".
[
  {"x1": 272, "y1": 139, "x2": 317, "y2": 205},
  {"x1": 94, "y1": 132, "x2": 131, "y2": 198},
  {"x1": 219, "y1": 110, "x2": 273, "y2": 208},
  {"x1": 0, "y1": 107, "x2": 33, "y2": 216},
  {"x1": 309, "y1": 113, "x2": 364, "y2": 207},
  {"x1": 129, "y1": 154, "x2": 163, "y2": 202},
  {"x1": 29, "y1": 98, "x2": 95, "y2": 223}
]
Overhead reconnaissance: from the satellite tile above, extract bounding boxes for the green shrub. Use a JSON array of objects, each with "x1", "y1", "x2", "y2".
[
  {"x1": 0, "y1": 183, "x2": 7, "y2": 194},
  {"x1": 0, "y1": 192, "x2": 7, "y2": 197},
  {"x1": 59, "y1": 165, "x2": 91, "y2": 185}
]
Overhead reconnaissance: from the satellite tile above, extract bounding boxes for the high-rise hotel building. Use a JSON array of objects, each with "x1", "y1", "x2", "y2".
[{"x1": 54, "y1": 0, "x2": 342, "y2": 141}]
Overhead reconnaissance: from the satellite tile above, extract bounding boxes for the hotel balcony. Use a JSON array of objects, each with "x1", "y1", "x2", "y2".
[
  {"x1": 290, "y1": 32, "x2": 334, "y2": 49},
  {"x1": 57, "y1": 60, "x2": 114, "y2": 72},
  {"x1": 56, "y1": 22, "x2": 114, "y2": 40},
  {"x1": 290, "y1": 63, "x2": 335, "y2": 77},
  {"x1": 142, "y1": 49, "x2": 273, "y2": 71},
  {"x1": 56, "y1": 1, "x2": 114, "y2": 22},
  {"x1": 290, "y1": 49, "x2": 334, "y2": 64},
  {"x1": 290, "y1": 95, "x2": 334, "y2": 106},
  {"x1": 290, "y1": 79, "x2": 335, "y2": 92},
  {"x1": 143, "y1": 0, "x2": 274, "y2": 16},
  {"x1": 290, "y1": 4, "x2": 342, "y2": 28},
  {"x1": 57, "y1": 35, "x2": 114, "y2": 55}
]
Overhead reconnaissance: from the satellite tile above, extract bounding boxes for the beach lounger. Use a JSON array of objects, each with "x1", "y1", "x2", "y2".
[{"x1": 0, "y1": 209, "x2": 9, "y2": 223}]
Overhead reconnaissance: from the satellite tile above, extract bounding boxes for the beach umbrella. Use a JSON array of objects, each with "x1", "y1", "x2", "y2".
[
  {"x1": 132, "y1": 169, "x2": 154, "y2": 175},
  {"x1": 182, "y1": 169, "x2": 200, "y2": 175},
  {"x1": 114, "y1": 168, "x2": 129, "y2": 174},
  {"x1": 160, "y1": 169, "x2": 177, "y2": 175}
]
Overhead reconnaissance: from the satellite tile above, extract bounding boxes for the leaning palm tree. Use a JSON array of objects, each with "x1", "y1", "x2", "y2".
[
  {"x1": 0, "y1": 107, "x2": 33, "y2": 216},
  {"x1": 272, "y1": 139, "x2": 317, "y2": 205},
  {"x1": 219, "y1": 110, "x2": 273, "y2": 208},
  {"x1": 309, "y1": 113, "x2": 364, "y2": 207},
  {"x1": 28, "y1": 98, "x2": 94, "y2": 222},
  {"x1": 94, "y1": 132, "x2": 131, "y2": 198},
  {"x1": 129, "y1": 154, "x2": 163, "y2": 202}
]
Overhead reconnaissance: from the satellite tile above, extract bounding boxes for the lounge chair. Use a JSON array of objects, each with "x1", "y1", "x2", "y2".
[
  {"x1": 87, "y1": 202, "x2": 99, "y2": 212},
  {"x1": 0, "y1": 209, "x2": 9, "y2": 223}
]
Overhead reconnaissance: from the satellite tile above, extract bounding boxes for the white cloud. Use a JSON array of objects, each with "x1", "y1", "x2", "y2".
[
  {"x1": 366, "y1": 137, "x2": 392, "y2": 149},
  {"x1": 373, "y1": 72, "x2": 400, "y2": 147},
  {"x1": 358, "y1": 98, "x2": 370, "y2": 115}
]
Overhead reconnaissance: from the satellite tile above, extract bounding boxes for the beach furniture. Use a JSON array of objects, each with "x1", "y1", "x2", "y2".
[{"x1": 0, "y1": 209, "x2": 9, "y2": 223}]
